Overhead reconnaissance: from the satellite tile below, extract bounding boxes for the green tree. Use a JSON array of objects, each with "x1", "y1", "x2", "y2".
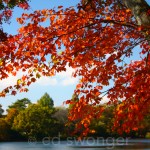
[
  {"x1": 5, "y1": 98, "x2": 31, "y2": 126},
  {"x1": 37, "y1": 93, "x2": 54, "y2": 108},
  {"x1": 0, "y1": 104, "x2": 4, "y2": 117},
  {"x1": 8, "y1": 98, "x2": 31, "y2": 111},
  {"x1": 5, "y1": 108, "x2": 19, "y2": 126},
  {"x1": 13, "y1": 103, "x2": 57, "y2": 139}
]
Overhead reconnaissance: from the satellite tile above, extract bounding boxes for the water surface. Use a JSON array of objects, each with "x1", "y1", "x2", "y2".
[{"x1": 0, "y1": 139, "x2": 150, "y2": 150}]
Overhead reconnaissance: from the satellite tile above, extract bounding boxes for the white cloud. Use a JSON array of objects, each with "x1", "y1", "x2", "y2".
[
  {"x1": 0, "y1": 65, "x2": 79, "y2": 89},
  {"x1": 57, "y1": 65, "x2": 75, "y2": 78},
  {"x1": 56, "y1": 65, "x2": 79, "y2": 86},
  {"x1": 61, "y1": 77, "x2": 78, "y2": 86},
  {"x1": 105, "y1": 51, "x2": 117, "y2": 59},
  {"x1": 0, "y1": 75, "x2": 18, "y2": 88},
  {"x1": 101, "y1": 95, "x2": 110, "y2": 104},
  {"x1": 35, "y1": 65, "x2": 78, "y2": 86},
  {"x1": 36, "y1": 77, "x2": 58, "y2": 86}
]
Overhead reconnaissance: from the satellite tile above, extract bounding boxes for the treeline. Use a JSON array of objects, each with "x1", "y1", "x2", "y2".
[
  {"x1": 0, "y1": 93, "x2": 150, "y2": 141},
  {"x1": 0, "y1": 93, "x2": 69, "y2": 141}
]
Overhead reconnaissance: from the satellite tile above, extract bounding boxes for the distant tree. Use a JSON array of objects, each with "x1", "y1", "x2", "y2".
[
  {"x1": 90, "y1": 105, "x2": 116, "y2": 137},
  {"x1": 13, "y1": 103, "x2": 57, "y2": 139},
  {"x1": 136, "y1": 109, "x2": 150, "y2": 138},
  {"x1": 5, "y1": 108, "x2": 19, "y2": 126},
  {"x1": 90, "y1": 104, "x2": 150, "y2": 138},
  {"x1": 53, "y1": 107, "x2": 68, "y2": 138},
  {"x1": 8, "y1": 98, "x2": 31, "y2": 111},
  {"x1": 0, "y1": 117, "x2": 25, "y2": 141},
  {"x1": 6, "y1": 98, "x2": 31, "y2": 126},
  {"x1": 0, "y1": 118, "x2": 11, "y2": 141},
  {"x1": 37, "y1": 93, "x2": 54, "y2": 108},
  {"x1": 68, "y1": 94, "x2": 79, "y2": 109},
  {"x1": 54, "y1": 107, "x2": 68, "y2": 124},
  {"x1": 72, "y1": 94, "x2": 79, "y2": 101},
  {"x1": 0, "y1": 104, "x2": 4, "y2": 117}
]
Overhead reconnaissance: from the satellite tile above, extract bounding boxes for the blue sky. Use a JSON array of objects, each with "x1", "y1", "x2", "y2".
[{"x1": 0, "y1": 0, "x2": 150, "y2": 111}]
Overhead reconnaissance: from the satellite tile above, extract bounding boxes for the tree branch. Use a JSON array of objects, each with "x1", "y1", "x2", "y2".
[{"x1": 122, "y1": 0, "x2": 150, "y2": 26}]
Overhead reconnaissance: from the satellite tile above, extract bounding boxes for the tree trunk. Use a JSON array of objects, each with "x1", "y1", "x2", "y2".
[{"x1": 122, "y1": 0, "x2": 150, "y2": 26}]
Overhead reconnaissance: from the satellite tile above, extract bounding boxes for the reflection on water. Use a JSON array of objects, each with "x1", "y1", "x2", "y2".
[{"x1": 0, "y1": 139, "x2": 150, "y2": 150}]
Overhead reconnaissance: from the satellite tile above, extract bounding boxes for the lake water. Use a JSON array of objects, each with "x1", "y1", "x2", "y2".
[{"x1": 0, "y1": 139, "x2": 150, "y2": 150}]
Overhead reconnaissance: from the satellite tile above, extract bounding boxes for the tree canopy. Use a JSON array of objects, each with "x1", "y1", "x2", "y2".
[
  {"x1": 8, "y1": 98, "x2": 31, "y2": 110},
  {"x1": 37, "y1": 93, "x2": 54, "y2": 108},
  {"x1": 0, "y1": 0, "x2": 150, "y2": 136},
  {"x1": 13, "y1": 103, "x2": 56, "y2": 139}
]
